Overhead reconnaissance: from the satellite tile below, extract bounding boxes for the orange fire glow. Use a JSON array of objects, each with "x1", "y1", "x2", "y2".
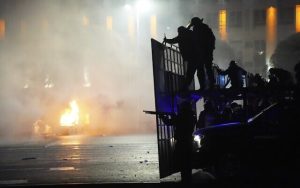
[
  {"x1": 0, "y1": 19, "x2": 5, "y2": 40},
  {"x1": 219, "y1": 9, "x2": 227, "y2": 41},
  {"x1": 128, "y1": 15, "x2": 135, "y2": 38},
  {"x1": 266, "y1": 6, "x2": 277, "y2": 69},
  {"x1": 150, "y1": 15, "x2": 157, "y2": 39},
  {"x1": 296, "y1": 5, "x2": 300, "y2": 32},
  {"x1": 106, "y1": 16, "x2": 113, "y2": 31},
  {"x1": 60, "y1": 100, "x2": 80, "y2": 127}
]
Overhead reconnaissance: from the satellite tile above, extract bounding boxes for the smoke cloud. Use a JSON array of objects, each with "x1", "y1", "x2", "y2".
[{"x1": 0, "y1": 0, "x2": 237, "y2": 140}]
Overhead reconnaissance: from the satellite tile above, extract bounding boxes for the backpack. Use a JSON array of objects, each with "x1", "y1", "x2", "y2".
[{"x1": 203, "y1": 24, "x2": 215, "y2": 50}]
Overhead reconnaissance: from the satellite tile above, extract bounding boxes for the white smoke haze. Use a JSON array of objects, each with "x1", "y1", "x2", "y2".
[{"x1": 0, "y1": 0, "x2": 237, "y2": 141}]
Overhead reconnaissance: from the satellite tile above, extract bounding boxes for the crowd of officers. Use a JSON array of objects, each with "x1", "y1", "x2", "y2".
[{"x1": 160, "y1": 16, "x2": 300, "y2": 183}]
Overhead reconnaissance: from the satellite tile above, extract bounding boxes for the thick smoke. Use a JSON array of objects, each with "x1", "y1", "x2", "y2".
[
  {"x1": 0, "y1": 0, "x2": 158, "y2": 139},
  {"x1": 271, "y1": 33, "x2": 300, "y2": 80},
  {"x1": 0, "y1": 0, "x2": 238, "y2": 140}
]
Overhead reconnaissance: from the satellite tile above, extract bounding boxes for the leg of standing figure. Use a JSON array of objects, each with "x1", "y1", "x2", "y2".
[
  {"x1": 205, "y1": 53, "x2": 215, "y2": 89},
  {"x1": 196, "y1": 63, "x2": 206, "y2": 90},
  {"x1": 184, "y1": 62, "x2": 197, "y2": 91},
  {"x1": 180, "y1": 137, "x2": 193, "y2": 183}
]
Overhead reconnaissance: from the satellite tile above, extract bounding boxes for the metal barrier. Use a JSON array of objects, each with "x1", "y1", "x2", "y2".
[{"x1": 151, "y1": 39, "x2": 196, "y2": 178}]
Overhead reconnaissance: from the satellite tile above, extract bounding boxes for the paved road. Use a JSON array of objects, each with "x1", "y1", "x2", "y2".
[
  {"x1": 1, "y1": 134, "x2": 291, "y2": 187},
  {"x1": 0, "y1": 134, "x2": 161, "y2": 186}
]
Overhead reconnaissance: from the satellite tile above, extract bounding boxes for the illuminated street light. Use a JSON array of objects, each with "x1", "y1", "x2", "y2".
[
  {"x1": 135, "y1": 0, "x2": 152, "y2": 13},
  {"x1": 123, "y1": 0, "x2": 153, "y2": 40},
  {"x1": 124, "y1": 4, "x2": 132, "y2": 11},
  {"x1": 258, "y1": 51, "x2": 264, "y2": 55}
]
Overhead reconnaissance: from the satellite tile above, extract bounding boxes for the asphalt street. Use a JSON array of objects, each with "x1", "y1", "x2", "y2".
[
  {"x1": 0, "y1": 135, "x2": 161, "y2": 185},
  {"x1": 0, "y1": 134, "x2": 295, "y2": 187},
  {"x1": 0, "y1": 134, "x2": 216, "y2": 186}
]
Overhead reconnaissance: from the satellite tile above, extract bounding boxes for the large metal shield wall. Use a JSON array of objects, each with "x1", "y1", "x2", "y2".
[{"x1": 151, "y1": 39, "x2": 195, "y2": 179}]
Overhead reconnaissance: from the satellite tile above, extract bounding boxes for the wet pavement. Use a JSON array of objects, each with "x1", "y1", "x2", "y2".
[
  {"x1": 0, "y1": 134, "x2": 216, "y2": 187},
  {"x1": 0, "y1": 135, "x2": 161, "y2": 185},
  {"x1": 0, "y1": 134, "x2": 296, "y2": 187}
]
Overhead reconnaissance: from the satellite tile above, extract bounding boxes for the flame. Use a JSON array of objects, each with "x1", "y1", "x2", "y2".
[{"x1": 60, "y1": 100, "x2": 79, "y2": 127}]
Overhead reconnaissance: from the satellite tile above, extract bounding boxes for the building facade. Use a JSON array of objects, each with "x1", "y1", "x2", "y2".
[{"x1": 198, "y1": 0, "x2": 300, "y2": 77}]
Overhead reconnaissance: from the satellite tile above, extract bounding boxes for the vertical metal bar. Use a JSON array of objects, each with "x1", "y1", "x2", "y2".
[
  {"x1": 173, "y1": 49, "x2": 178, "y2": 92},
  {"x1": 165, "y1": 47, "x2": 170, "y2": 140},
  {"x1": 175, "y1": 48, "x2": 180, "y2": 91}
]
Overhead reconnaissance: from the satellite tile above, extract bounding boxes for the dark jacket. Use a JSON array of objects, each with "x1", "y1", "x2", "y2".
[
  {"x1": 219, "y1": 63, "x2": 247, "y2": 88},
  {"x1": 165, "y1": 29, "x2": 197, "y2": 61}
]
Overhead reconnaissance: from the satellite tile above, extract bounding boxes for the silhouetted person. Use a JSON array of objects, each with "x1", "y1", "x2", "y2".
[
  {"x1": 230, "y1": 102, "x2": 244, "y2": 121},
  {"x1": 268, "y1": 68, "x2": 294, "y2": 88},
  {"x1": 164, "y1": 26, "x2": 198, "y2": 91},
  {"x1": 187, "y1": 17, "x2": 216, "y2": 90},
  {"x1": 221, "y1": 106, "x2": 233, "y2": 123},
  {"x1": 196, "y1": 100, "x2": 217, "y2": 129},
  {"x1": 217, "y1": 60, "x2": 247, "y2": 89},
  {"x1": 159, "y1": 101, "x2": 196, "y2": 183},
  {"x1": 253, "y1": 73, "x2": 267, "y2": 89}
]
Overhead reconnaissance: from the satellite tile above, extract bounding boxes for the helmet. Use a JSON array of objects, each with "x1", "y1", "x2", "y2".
[
  {"x1": 229, "y1": 60, "x2": 236, "y2": 66},
  {"x1": 191, "y1": 17, "x2": 203, "y2": 26},
  {"x1": 177, "y1": 26, "x2": 186, "y2": 34}
]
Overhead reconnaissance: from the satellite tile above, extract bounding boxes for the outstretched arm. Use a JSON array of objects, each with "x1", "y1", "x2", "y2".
[
  {"x1": 224, "y1": 77, "x2": 231, "y2": 88},
  {"x1": 186, "y1": 23, "x2": 192, "y2": 30},
  {"x1": 241, "y1": 68, "x2": 247, "y2": 75},
  {"x1": 164, "y1": 36, "x2": 179, "y2": 44},
  {"x1": 217, "y1": 68, "x2": 228, "y2": 75}
]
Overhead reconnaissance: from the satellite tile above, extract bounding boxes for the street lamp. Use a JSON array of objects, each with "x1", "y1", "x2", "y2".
[
  {"x1": 135, "y1": 0, "x2": 152, "y2": 13},
  {"x1": 123, "y1": 0, "x2": 153, "y2": 42}
]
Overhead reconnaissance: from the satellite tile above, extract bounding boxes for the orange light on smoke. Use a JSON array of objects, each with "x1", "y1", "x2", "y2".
[
  {"x1": 82, "y1": 16, "x2": 89, "y2": 27},
  {"x1": 84, "y1": 114, "x2": 90, "y2": 125},
  {"x1": 266, "y1": 7, "x2": 277, "y2": 44},
  {"x1": 60, "y1": 100, "x2": 80, "y2": 127},
  {"x1": 296, "y1": 5, "x2": 300, "y2": 32},
  {"x1": 106, "y1": 16, "x2": 113, "y2": 31},
  {"x1": 266, "y1": 6, "x2": 277, "y2": 69},
  {"x1": 0, "y1": 20, "x2": 5, "y2": 40},
  {"x1": 42, "y1": 20, "x2": 49, "y2": 31},
  {"x1": 128, "y1": 15, "x2": 135, "y2": 37},
  {"x1": 150, "y1": 15, "x2": 157, "y2": 39},
  {"x1": 219, "y1": 9, "x2": 227, "y2": 41}
]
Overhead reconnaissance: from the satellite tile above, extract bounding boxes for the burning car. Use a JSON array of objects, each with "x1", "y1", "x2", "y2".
[{"x1": 33, "y1": 99, "x2": 91, "y2": 137}]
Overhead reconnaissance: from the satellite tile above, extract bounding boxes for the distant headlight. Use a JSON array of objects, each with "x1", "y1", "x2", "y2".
[{"x1": 194, "y1": 135, "x2": 201, "y2": 143}]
